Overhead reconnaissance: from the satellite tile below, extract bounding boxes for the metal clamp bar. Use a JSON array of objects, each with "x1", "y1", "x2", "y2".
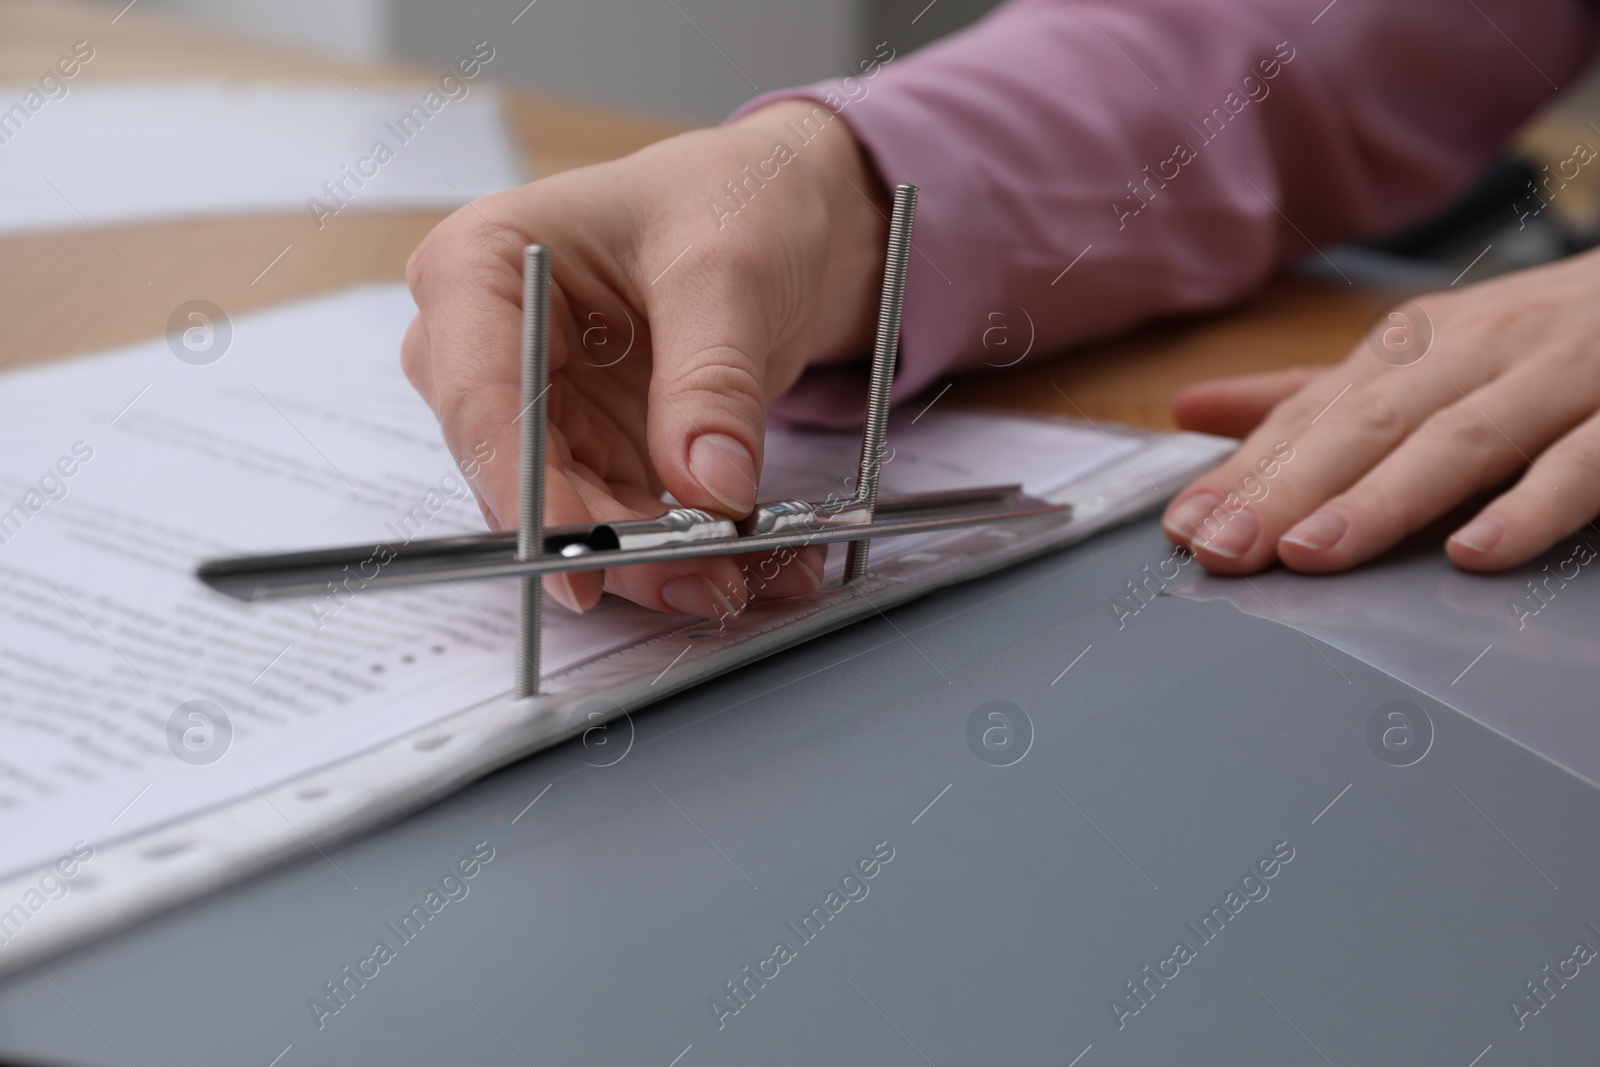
[{"x1": 195, "y1": 486, "x2": 1071, "y2": 601}]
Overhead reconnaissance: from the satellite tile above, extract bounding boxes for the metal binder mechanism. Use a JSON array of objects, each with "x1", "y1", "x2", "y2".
[{"x1": 196, "y1": 185, "x2": 1072, "y2": 696}]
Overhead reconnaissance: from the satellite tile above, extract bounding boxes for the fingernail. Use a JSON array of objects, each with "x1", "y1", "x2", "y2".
[
  {"x1": 1163, "y1": 492, "x2": 1221, "y2": 542},
  {"x1": 544, "y1": 573, "x2": 586, "y2": 614},
  {"x1": 1281, "y1": 508, "x2": 1349, "y2": 553},
  {"x1": 689, "y1": 434, "x2": 758, "y2": 515},
  {"x1": 1194, "y1": 507, "x2": 1260, "y2": 560},
  {"x1": 1450, "y1": 513, "x2": 1506, "y2": 553},
  {"x1": 661, "y1": 575, "x2": 739, "y2": 618}
]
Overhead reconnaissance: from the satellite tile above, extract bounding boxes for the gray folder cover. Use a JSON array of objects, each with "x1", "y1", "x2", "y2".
[{"x1": 2, "y1": 518, "x2": 1596, "y2": 1066}]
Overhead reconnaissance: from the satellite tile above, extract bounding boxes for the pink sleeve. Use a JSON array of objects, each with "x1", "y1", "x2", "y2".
[{"x1": 733, "y1": 0, "x2": 1598, "y2": 427}]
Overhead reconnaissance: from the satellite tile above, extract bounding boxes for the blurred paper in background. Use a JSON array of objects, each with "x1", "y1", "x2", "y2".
[{"x1": 0, "y1": 83, "x2": 523, "y2": 234}]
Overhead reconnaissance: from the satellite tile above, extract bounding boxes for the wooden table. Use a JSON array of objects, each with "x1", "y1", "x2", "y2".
[
  {"x1": 0, "y1": 0, "x2": 1395, "y2": 429},
  {"x1": 0, "y1": 0, "x2": 683, "y2": 372}
]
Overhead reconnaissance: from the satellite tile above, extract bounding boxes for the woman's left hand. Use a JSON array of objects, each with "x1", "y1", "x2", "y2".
[{"x1": 1162, "y1": 247, "x2": 1600, "y2": 574}]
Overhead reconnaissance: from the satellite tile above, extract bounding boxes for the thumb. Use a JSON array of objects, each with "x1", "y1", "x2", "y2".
[
  {"x1": 1171, "y1": 366, "x2": 1324, "y2": 439},
  {"x1": 645, "y1": 268, "x2": 775, "y2": 517}
]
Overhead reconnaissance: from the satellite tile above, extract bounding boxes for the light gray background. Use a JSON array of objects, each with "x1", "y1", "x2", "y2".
[{"x1": 2, "y1": 516, "x2": 1597, "y2": 1066}]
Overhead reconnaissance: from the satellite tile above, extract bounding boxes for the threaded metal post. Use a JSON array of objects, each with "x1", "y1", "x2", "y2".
[
  {"x1": 516, "y1": 245, "x2": 550, "y2": 698},
  {"x1": 844, "y1": 182, "x2": 918, "y2": 585}
]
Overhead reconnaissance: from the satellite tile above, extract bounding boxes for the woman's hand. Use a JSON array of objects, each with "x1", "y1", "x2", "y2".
[
  {"x1": 1163, "y1": 247, "x2": 1600, "y2": 574},
  {"x1": 402, "y1": 101, "x2": 887, "y2": 617}
]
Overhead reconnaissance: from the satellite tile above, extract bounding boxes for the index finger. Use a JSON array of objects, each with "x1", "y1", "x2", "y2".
[{"x1": 406, "y1": 208, "x2": 535, "y2": 529}]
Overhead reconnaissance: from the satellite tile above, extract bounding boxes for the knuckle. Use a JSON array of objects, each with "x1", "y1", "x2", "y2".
[
  {"x1": 405, "y1": 218, "x2": 465, "y2": 297},
  {"x1": 406, "y1": 211, "x2": 512, "y2": 304},
  {"x1": 404, "y1": 235, "x2": 434, "y2": 295},
  {"x1": 435, "y1": 376, "x2": 506, "y2": 443},
  {"x1": 432, "y1": 391, "x2": 486, "y2": 451},
  {"x1": 434, "y1": 387, "x2": 477, "y2": 439},
  {"x1": 1269, "y1": 392, "x2": 1326, "y2": 429},
  {"x1": 667, "y1": 348, "x2": 765, "y2": 415},
  {"x1": 1420, "y1": 405, "x2": 1501, "y2": 457},
  {"x1": 1551, "y1": 436, "x2": 1600, "y2": 485},
  {"x1": 1327, "y1": 387, "x2": 1407, "y2": 440},
  {"x1": 399, "y1": 318, "x2": 427, "y2": 388},
  {"x1": 1546, "y1": 344, "x2": 1600, "y2": 392}
]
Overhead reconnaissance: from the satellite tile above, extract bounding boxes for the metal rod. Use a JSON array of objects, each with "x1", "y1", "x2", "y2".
[
  {"x1": 844, "y1": 182, "x2": 918, "y2": 584},
  {"x1": 517, "y1": 245, "x2": 550, "y2": 698},
  {"x1": 197, "y1": 487, "x2": 1070, "y2": 601}
]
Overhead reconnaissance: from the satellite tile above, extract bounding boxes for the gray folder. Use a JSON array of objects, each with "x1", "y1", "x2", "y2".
[{"x1": 2, "y1": 517, "x2": 1595, "y2": 1066}]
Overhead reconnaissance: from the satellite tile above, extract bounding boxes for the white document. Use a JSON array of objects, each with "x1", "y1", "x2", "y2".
[
  {"x1": 0, "y1": 284, "x2": 1233, "y2": 971},
  {"x1": 0, "y1": 83, "x2": 523, "y2": 235}
]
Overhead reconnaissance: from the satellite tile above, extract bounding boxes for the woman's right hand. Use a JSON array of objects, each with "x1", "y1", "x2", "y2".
[{"x1": 402, "y1": 100, "x2": 889, "y2": 618}]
